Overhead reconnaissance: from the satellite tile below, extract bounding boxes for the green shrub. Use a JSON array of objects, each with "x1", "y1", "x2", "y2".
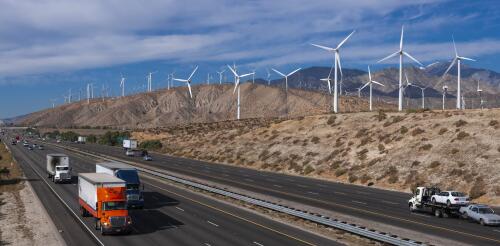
[
  {"x1": 438, "y1": 128, "x2": 447, "y2": 135},
  {"x1": 60, "y1": 131, "x2": 78, "y2": 142},
  {"x1": 419, "y1": 144, "x2": 433, "y2": 151},
  {"x1": 98, "y1": 131, "x2": 131, "y2": 146},
  {"x1": 454, "y1": 119, "x2": 467, "y2": 127},
  {"x1": 327, "y1": 115, "x2": 336, "y2": 125},
  {"x1": 303, "y1": 165, "x2": 315, "y2": 175},
  {"x1": 429, "y1": 161, "x2": 441, "y2": 168},
  {"x1": 139, "y1": 140, "x2": 163, "y2": 150},
  {"x1": 456, "y1": 131, "x2": 470, "y2": 140},
  {"x1": 411, "y1": 128, "x2": 425, "y2": 136},
  {"x1": 400, "y1": 126, "x2": 408, "y2": 134}
]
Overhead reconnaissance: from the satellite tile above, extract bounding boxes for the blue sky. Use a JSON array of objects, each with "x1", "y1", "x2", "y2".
[{"x1": 1, "y1": 0, "x2": 500, "y2": 118}]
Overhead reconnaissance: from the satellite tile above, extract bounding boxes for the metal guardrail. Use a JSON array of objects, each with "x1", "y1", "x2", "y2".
[{"x1": 49, "y1": 142, "x2": 426, "y2": 246}]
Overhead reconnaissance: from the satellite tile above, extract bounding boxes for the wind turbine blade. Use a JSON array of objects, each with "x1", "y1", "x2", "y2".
[
  {"x1": 336, "y1": 53, "x2": 343, "y2": 78},
  {"x1": 227, "y1": 65, "x2": 238, "y2": 77},
  {"x1": 436, "y1": 58, "x2": 457, "y2": 87},
  {"x1": 187, "y1": 83, "x2": 193, "y2": 98},
  {"x1": 405, "y1": 72, "x2": 410, "y2": 85},
  {"x1": 403, "y1": 51, "x2": 423, "y2": 66},
  {"x1": 287, "y1": 68, "x2": 301, "y2": 77},
  {"x1": 360, "y1": 82, "x2": 370, "y2": 90},
  {"x1": 368, "y1": 65, "x2": 372, "y2": 82},
  {"x1": 240, "y1": 72, "x2": 254, "y2": 78},
  {"x1": 327, "y1": 80, "x2": 331, "y2": 94},
  {"x1": 400, "y1": 25, "x2": 404, "y2": 50},
  {"x1": 372, "y1": 80, "x2": 384, "y2": 86},
  {"x1": 452, "y1": 35, "x2": 458, "y2": 57},
  {"x1": 187, "y1": 66, "x2": 198, "y2": 81},
  {"x1": 377, "y1": 51, "x2": 399, "y2": 63},
  {"x1": 310, "y1": 43, "x2": 335, "y2": 51},
  {"x1": 336, "y1": 30, "x2": 356, "y2": 49},
  {"x1": 272, "y1": 68, "x2": 286, "y2": 77},
  {"x1": 459, "y1": 56, "x2": 476, "y2": 61},
  {"x1": 320, "y1": 78, "x2": 330, "y2": 81},
  {"x1": 174, "y1": 79, "x2": 188, "y2": 82},
  {"x1": 233, "y1": 80, "x2": 239, "y2": 94}
]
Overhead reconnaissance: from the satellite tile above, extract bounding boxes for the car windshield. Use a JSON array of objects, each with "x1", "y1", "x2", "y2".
[
  {"x1": 450, "y1": 192, "x2": 465, "y2": 197},
  {"x1": 478, "y1": 208, "x2": 495, "y2": 214},
  {"x1": 102, "y1": 201, "x2": 127, "y2": 211},
  {"x1": 116, "y1": 170, "x2": 139, "y2": 184}
]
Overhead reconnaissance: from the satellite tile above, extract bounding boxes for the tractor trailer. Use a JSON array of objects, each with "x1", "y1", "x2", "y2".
[
  {"x1": 46, "y1": 154, "x2": 71, "y2": 183},
  {"x1": 123, "y1": 139, "x2": 138, "y2": 150},
  {"x1": 78, "y1": 173, "x2": 132, "y2": 234},
  {"x1": 96, "y1": 162, "x2": 144, "y2": 208}
]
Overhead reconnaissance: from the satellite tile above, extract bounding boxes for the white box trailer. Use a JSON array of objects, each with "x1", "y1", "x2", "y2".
[
  {"x1": 77, "y1": 136, "x2": 87, "y2": 143},
  {"x1": 46, "y1": 154, "x2": 71, "y2": 183},
  {"x1": 123, "y1": 139, "x2": 138, "y2": 149},
  {"x1": 96, "y1": 162, "x2": 144, "y2": 208}
]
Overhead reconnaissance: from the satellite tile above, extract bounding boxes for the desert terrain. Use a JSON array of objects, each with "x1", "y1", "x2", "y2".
[{"x1": 132, "y1": 108, "x2": 500, "y2": 205}]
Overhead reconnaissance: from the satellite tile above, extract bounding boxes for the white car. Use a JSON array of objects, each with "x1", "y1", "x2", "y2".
[
  {"x1": 431, "y1": 191, "x2": 470, "y2": 207},
  {"x1": 460, "y1": 204, "x2": 500, "y2": 226}
]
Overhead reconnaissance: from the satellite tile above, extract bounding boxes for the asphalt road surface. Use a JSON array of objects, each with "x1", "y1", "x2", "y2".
[
  {"x1": 4, "y1": 137, "x2": 337, "y2": 246},
  {"x1": 59, "y1": 141, "x2": 500, "y2": 246}
]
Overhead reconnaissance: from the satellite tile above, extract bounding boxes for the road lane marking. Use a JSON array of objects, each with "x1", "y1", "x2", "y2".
[
  {"x1": 493, "y1": 229, "x2": 500, "y2": 233},
  {"x1": 176, "y1": 207, "x2": 184, "y2": 212},
  {"x1": 351, "y1": 200, "x2": 367, "y2": 205},
  {"x1": 307, "y1": 191, "x2": 319, "y2": 195},
  {"x1": 333, "y1": 191, "x2": 346, "y2": 195},
  {"x1": 244, "y1": 178, "x2": 254, "y2": 182},
  {"x1": 381, "y1": 201, "x2": 399, "y2": 205},
  {"x1": 253, "y1": 242, "x2": 264, "y2": 246},
  {"x1": 207, "y1": 221, "x2": 219, "y2": 227},
  {"x1": 273, "y1": 184, "x2": 283, "y2": 188},
  {"x1": 48, "y1": 141, "x2": 500, "y2": 245},
  {"x1": 204, "y1": 243, "x2": 212, "y2": 246}
]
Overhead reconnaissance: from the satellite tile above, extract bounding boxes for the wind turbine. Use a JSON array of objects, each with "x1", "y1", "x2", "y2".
[
  {"x1": 207, "y1": 73, "x2": 211, "y2": 85},
  {"x1": 49, "y1": 99, "x2": 57, "y2": 108},
  {"x1": 439, "y1": 36, "x2": 476, "y2": 110},
  {"x1": 227, "y1": 65, "x2": 254, "y2": 120},
  {"x1": 311, "y1": 30, "x2": 355, "y2": 113},
  {"x1": 147, "y1": 71, "x2": 157, "y2": 92},
  {"x1": 477, "y1": 80, "x2": 484, "y2": 109},
  {"x1": 320, "y1": 77, "x2": 332, "y2": 94},
  {"x1": 271, "y1": 68, "x2": 301, "y2": 92},
  {"x1": 359, "y1": 66, "x2": 384, "y2": 111},
  {"x1": 266, "y1": 69, "x2": 271, "y2": 86},
  {"x1": 377, "y1": 26, "x2": 423, "y2": 111},
  {"x1": 251, "y1": 69, "x2": 256, "y2": 84},
  {"x1": 173, "y1": 66, "x2": 198, "y2": 98},
  {"x1": 119, "y1": 74, "x2": 126, "y2": 97},
  {"x1": 442, "y1": 85, "x2": 448, "y2": 110},
  {"x1": 217, "y1": 69, "x2": 225, "y2": 84},
  {"x1": 409, "y1": 84, "x2": 427, "y2": 109}
]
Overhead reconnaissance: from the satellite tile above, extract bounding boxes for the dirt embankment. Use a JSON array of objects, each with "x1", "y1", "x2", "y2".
[
  {"x1": 133, "y1": 108, "x2": 500, "y2": 205},
  {"x1": 0, "y1": 142, "x2": 65, "y2": 246}
]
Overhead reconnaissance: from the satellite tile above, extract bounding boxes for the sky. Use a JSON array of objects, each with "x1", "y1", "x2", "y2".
[{"x1": 1, "y1": 0, "x2": 500, "y2": 118}]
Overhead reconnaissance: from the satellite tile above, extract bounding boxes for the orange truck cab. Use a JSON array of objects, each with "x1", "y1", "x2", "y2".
[{"x1": 78, "y1": 173, "x2": 132, "y2": 234}]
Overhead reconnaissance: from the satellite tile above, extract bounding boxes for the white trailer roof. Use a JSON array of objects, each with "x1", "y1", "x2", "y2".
[
  {"x1": 96, "y1": 162, "x2": 135, "y2": 170},
  {"x1": 47, "y1": 153, "x2": 68, "y2": 157},
  {"x1": 79, "y1": 173, "x2": 125, "y2": 184}
]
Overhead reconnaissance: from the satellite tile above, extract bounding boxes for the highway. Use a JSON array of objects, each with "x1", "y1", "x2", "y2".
[
  {"x1": 4, "y1": 137, "x2": 338, "y2": 246},
  {"x1": 60, "y1": 141, "x2": 500, "y2": 245}
]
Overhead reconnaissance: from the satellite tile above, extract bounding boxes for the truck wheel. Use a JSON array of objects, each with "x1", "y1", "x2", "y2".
[
  {"x1": 461, "y1": 212, "x2": 468, "y2": 220},
  {"x1": 95, "y1": 219, "x2": 101, "y2": 230},
  {"x1": 480, "y1": 219, "x2": 486, "y2": 226},
  {"x1": 432, "y1": 198, "x2": 436, "y2": 204},
  {"x1": 446, "y1": 200, "x2": 451, "y2": 207},
  {"x1": 80, "y1": 206, "x2": 85, "y2": 217},
  {"x1": 434, "y1": 209, "x2": 442, "y2": 218},
  {"x1": 408, "y1": 203, "x2": 414, "y2": 212}
]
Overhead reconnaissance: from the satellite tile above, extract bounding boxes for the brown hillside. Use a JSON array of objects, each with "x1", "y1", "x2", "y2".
[
  {"x1": 133, "y1": 108, "x2": 500, "y2": 205},
  {"x1": 18, "y1": 83, "x2": 392, "y2": 128}
]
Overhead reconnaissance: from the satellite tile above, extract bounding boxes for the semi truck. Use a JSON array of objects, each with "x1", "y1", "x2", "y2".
[
  {"x1": 78, "y1": 173, "x2": 132, "y2": 235},
  {"x1": 123, "y1": 139, "x2": 138, "y2": 150},
  {"x1": 46, "y1": 154, "x2": 72, "y2": 183},
  {"x1": 77, "y1": 136, "x2": 87, "y2": 144},
  {"x1": 96, "y1": 162, "x2": 144, "y2": 209}
]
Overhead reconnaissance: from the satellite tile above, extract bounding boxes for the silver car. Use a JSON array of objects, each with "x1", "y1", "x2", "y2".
[{"x1": 460, "y1": 204, "x2": 500, "y2": 226}]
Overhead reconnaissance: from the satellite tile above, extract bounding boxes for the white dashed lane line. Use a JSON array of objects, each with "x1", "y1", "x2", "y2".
[
  {"x1": 307, "y1": 191, "x2": 319, "y2": 195},
  {"x1": 351, "y1": 200, "x2": 367, "y2": 205},
  {"x1": 176, "y1": 207, "x2": 184, "y2": 212},
  {"x1": 382, "y1": 200, "x2": 399, "y2": 205},
  {"x1": 207, "y1": 221, "x2": 219, "y2": 227},
  {"x1": 253, "y1": 242, "x2": 264, "y2": 246},
  {"x1": 273, "y1": 184, "x2": 283, "y2": 188},
  {"x1": 333, "y1": 191, "x2": 346, "y2": 195}
]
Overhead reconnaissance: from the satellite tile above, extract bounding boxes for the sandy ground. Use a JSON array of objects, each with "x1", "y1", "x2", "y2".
[{"x1": 0, "y1": 143, "x2": 65, "y2": 246}]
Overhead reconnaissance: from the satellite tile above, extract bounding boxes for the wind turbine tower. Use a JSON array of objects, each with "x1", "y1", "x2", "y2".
[
  {"x1": 378, "y1": 26, "x2": 423, "y2": 111},
  {"x1": 217, "y1": 69, "x2": 225, "y2": 84},
  {"x1": 439, "y1": 36, "x2": 476, "y2": 110},
  {"x1": 359, "y1": 66, "x2": 384, "y2": 111},
  {"x1": 120, "y1": 75, "x2": 126, "y2": 97},
  {"x1": 311, "y1": 30, "x2": 355, "y2": 113},
  {"x1": 228, "y1": 65, "x2": 254, "y2": 120}
]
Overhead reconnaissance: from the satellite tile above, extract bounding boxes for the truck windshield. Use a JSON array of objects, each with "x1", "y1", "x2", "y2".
[
  {"x1": 478, "y1": 208, "x2": 494, "y2": 214},
  {"x1": 115, "y1": 170, "x2": 140, "y2": 186},
  {"x1": 103, "y1": 201, "x2": 127, "y2": 211},
  {"x1": 56, "y1": 167, "x2": 69, "y2": 171}
]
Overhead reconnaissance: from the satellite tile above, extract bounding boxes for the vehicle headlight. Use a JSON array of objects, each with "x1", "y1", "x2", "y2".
[
  {"x1": 103, "y1": 222, "x2": 108, "y2": 226},
  {"x1": 127, "y1": 216, "x2": 132, "y2": 224}
]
